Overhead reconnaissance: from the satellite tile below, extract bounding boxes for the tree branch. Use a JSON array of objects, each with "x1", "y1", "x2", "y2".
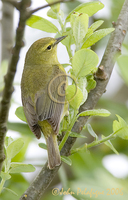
[
  {"x1": 1, "y1": 0, "x2": 21, "y2": 10},
  {"x1": 2, "y1": 1, "x2": 14, "y2": 61},
  {"x1": 19, "y1": 0, "x2": 128, "y2": 199},
  {"x1": 0, "y1": 0, "x2": 31, "y2": 172}
]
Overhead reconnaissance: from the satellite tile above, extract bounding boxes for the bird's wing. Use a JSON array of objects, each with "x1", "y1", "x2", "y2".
[
  {"x1": 36, "y1": 66, "x2": 66, "y2": 134},
  {"x1": 22, "y1": 64, "x2": 66, "y2": 138},
  {"x1": 22, "y1": 96, "x2": 42, "y2": 139}
]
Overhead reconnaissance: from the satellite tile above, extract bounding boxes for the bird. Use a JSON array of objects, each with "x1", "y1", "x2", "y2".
[{"x1": 21, "y1": 36, "x2": 67, "y2": 169}]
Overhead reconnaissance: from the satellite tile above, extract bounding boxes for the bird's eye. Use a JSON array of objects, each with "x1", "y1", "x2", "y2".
[{"x1": 47, "y1": 45, "x2": 52, "y2": 50}]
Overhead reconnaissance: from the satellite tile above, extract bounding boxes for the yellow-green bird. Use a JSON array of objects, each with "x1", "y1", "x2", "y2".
[{"x1": 21, "y1": 36, "x2": 67, "y2": 169}]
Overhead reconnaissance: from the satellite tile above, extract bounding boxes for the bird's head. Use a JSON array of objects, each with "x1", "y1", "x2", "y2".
[{"x1": 25, "y1": 36, "x2": 67, "y2": 65}]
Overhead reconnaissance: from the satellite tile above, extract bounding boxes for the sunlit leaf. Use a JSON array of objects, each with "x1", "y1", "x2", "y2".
[
  {"x1": 47, "y1": 8, "x2": 57, "y2": 19},
  {"x1": 7, "y1": 138, "x2": 24, "y2": 159},
  {"x1": 5, "y1": 137, "x2": 13, "y2": 148},
  {"x1": 82, "y1": 28, "x2": 115, "y2": 48},
  {"x1": 55, "y1": 28, "x2": 74, "y2": 49},
  {"x1": 66, "y1": 85, "x2": 83, "y2": 109},
  {"x1": 89, "y1": 20, "x2": 104, "y2": 31},
  {"x1": 46, "y1": 0, "x2": 60, "y2": 13},
  {"x1": 113, "y1": 115, "x2": 127, "y2": 132},
  {"x1": 9, "y1": 163, "x2": 35, "y2": 173},
  {"x1": 78, "y1": 109, "x2": 111, "y2": 117},
  {"x1": 26, "y1": 15, "x2": 58, "y2": 33},
  {"x1": 113, "y1": 115, "x2": 128, "y2": 140},
  {"x1": 72, "y1": 49, "x2": 99, "y2": 78},
  {"x1": 66, "y1": 1, "x2": 104, "y2": 21},
  {"x1": 78, "y1": 77, "x2": 88, "y2": 105},
  {"x1": 85, "y1": 28, "x2": 93, "y2": 39},
  {"x1": 0, "y1": 171, "x2": 11, "y2": 180},
  {"x1": 71, "y1": 13, "x2": 89, "y2": 44}
]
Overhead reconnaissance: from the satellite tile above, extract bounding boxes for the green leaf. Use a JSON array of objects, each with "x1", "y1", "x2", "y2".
[
  {"x1": 102, "y1": 135, "x2": 119, "y2": 155},
  {"x1": 15, "y1": 106, "x2": 27, "y2": 122},
  {"x1": 0, "y1": 171, "x2": 11, "y2": 180},
  {"x1": 72, "y1": 49, "x2": 99, "y2": 78},
  {"x1": 82, "y1": 28, "x2": 115, "y2": 48},
  {"x1": 26, "y1": 15, "x2": 58, "y2": 33},
  {"x1": 113, "y1": 115, "x2": 127, "y2": 132},
  {"x1": 66, "y1": 85, "x2": 83, "y2": 109},
  {"x1": 86, "y1": 78, "x2": 96, "y2": 92},
  {"x1": 113, "y1": 115, "x2": 128, "y2": 140},
  {"x1": 46, "y1": 0, "x2": 60, "y2": 13},
  {"x1": 9, "y1": 163, "x2": 35, "y2": 173},
  {"x1": 56, "y1": 28, "x2": 74, "y2": 49},
  {"x1": 71, "y1": 13, "x2": 89, "y2": 44},
  {"x1": 89, "y1": 20, "x2": 104, "y2": 32},
  {"x1": 7, "y1": 138, "x2": 24, "y2": 159},
  {"x1": 61, "y1": 156, "x2": 72, "y2": 166},
  {"x1": 69, "y1": 132, "x2": 86, "y2": 138},
  {"x1": 47, "y1": 8, "x2": 57, "y2": 19},
  {"x1": 84, "y1": 20, "x2": 104, "y2": 41},
  {"x1": 87, "y1": 124, "x2": 98, "y2": 140},
  {"x1": 5, "y1": 137, "x2": 13, "y2": 148},
  {"x1": 77, "y1": 77, "x2": 88, "y2": 105},
  {"x1": 115, "y1": 126, "x2": 128, "y2": 140},
  {"x1": 78, "y1": 109, "x2": 111, "y2": 117},
  {"x1": 85, "y1": 28, "x2": 93, "y2": 39},
  {"x1": 117, "y1": 55, "x2": 128, "y2": 86},
  {"x1": 66, "y1": 1, "x2": 104, "y2": 21},
  {"x1": 39, "y1": 143, "x2": 47, "y2": 150}
]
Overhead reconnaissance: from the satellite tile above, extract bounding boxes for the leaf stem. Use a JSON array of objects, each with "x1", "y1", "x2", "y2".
[
  {"x1": 0, "y1": 179, "x2": 5, "y2": 193},
  {"x1": 59, "y1": 109, "x2": 78, "y2": 151},
  {"x1": 66, "y1": 46, "x2": 73, "y2": 60},
  {"x1": 71, "y1": 132, "x2": 116, "y2": 155},
  {"x1": 87, "y1": 132, "x2": 115, "y2": 149},
  {"x1": 57, "y1": 13, "x2": 64, "y2": 31}
]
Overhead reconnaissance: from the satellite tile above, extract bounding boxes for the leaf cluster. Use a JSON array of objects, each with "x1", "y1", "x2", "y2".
[
  {"x1": 0, "y1": 137, "x2": 35, "y2": 196},
  {"x1": 26, "y1": 1, "x2": 114, "y2": 111}
]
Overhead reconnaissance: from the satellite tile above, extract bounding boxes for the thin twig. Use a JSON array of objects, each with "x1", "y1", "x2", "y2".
[
  {"x1": 19, "y1": 0, "x2": 128, "y2": 199},
  {"x1": 30, "y1": 0, "x2": 74, "y2": 15}
]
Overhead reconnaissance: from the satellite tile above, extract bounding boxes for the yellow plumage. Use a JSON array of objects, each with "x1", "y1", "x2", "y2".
[{"x1": 21, "y1": 36, "x2": 67, "y2": 169}]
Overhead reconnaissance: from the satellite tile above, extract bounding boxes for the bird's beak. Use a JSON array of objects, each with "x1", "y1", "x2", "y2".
[{"x1": 54, "y1": 35, "x2": 68, "y2": 45}]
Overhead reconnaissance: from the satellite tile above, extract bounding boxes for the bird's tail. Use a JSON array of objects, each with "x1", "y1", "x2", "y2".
[
  {"x1": 46, "y1": 133, "x2": 61, "y2": 169},
  {"x1": 38, "y1": 120, "x2": 61, "y2": 169}
]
